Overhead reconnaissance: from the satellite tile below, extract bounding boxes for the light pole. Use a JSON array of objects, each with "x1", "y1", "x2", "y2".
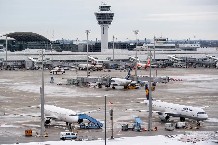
[
  {"x1": 148, "y1": 48, "x2": 152, "y2": 131},
  {"x1": 40, "y1": 48, "x2": 45, "y2": 137},
  {"x1": 153, "y1": 36, "x2": 156, "y2": 60},
  {"x1": 104, "y1": 95, "x2": 107, "y2": 145},
  {"x1": 85, "y1": 30, "x2": 90, "y2": 78},
  {"x1": 5, "y1": 35, "x2": 7, "y2": 68},
  {"x1": 133, "y1": 30, "x2": 139, "y2": 79},
  {"x1": 112, "y1": 35, "x2": 115, "y2": 61}
]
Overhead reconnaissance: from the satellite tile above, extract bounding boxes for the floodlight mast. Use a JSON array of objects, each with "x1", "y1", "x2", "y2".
[
  {"x1": 40, "y1": 49, "x2": 45, "y2": 137},
  {"x1": 148, "y1": 43, "x2": 153, "y2": 131},
  {"x1": 133, "y1": 30, "x2": 139, "y2": 78},
  {"x1": 85, "y1": 30, "x2": 90, "y2": 78}
]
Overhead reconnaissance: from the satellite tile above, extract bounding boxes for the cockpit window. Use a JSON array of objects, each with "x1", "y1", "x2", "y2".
[
  {"x1": 197, "y1": 112, "x2": 206, "y2": 114},
  {"x1": 69, "y1": 114, "x2": 77, "y2": 116}
]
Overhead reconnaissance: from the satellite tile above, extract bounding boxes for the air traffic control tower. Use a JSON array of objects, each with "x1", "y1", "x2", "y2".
[{"x1": 95, "y1": 3, "x2": 114, "y2": 51}]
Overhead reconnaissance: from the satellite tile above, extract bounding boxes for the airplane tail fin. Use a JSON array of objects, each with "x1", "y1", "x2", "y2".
[
  {"x1": 147, "y1": 59, "x2": 150, "y2": 65},
  {"x1": 144, "y1": 59, "x2": 150, "y2": 69},
  {"x1": 125, "y1": 68, "x2": 131, "y2": 80}
]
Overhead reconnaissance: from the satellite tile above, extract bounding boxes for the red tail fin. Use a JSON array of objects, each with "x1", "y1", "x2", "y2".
[{"x1": 147, "y1": 59, "x2": 150, "y2": 65}]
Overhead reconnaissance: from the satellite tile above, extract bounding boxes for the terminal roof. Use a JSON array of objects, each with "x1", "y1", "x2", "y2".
[{"x1": 6, "y1": 32, "x2": 50, "y2": 42}]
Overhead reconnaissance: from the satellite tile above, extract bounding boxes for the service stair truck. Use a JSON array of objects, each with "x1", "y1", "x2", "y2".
[
  {"x1": 133, "y1": 117, "x2": 142, "y2": 131},
  {"x1": 78, "y1": 114, "x2": 103, "y2": 129}
]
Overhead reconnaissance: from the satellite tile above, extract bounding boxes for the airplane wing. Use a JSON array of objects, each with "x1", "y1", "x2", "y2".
[
  {"x1": 45, "y1": 116, "x2": 59, "y2": 120},
  {"x1": 156, "y1": 111, "x2": 180, "y2": 117},
  {"x1": 125, "y1": 108, "x2": 147, "y2": 112},
  {"x1": 211, "y1": 140, "x2": 218, "y2": 143},
  {"x1": 77, "y1": 108, "x2": 101, "y2": 114},
  {"x1": 110, "y1": 82, "x2": 119, "y2": 86},
  {"x1": 127, "y1": 105, "x2": 180, "y2": 116},
  {"x1": 199, "y1": 106, "x2": 210, "y2": 109}
]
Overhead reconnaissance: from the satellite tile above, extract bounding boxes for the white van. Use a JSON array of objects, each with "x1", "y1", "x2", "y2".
[
  {"x1": 165, "y1": 123, "x2": 175, "y2": 131},
  {"x1": 60, "y1": 132, "x2": 77, "y2": 140},
  {"x1": 175, "y1": 122, "x2": 186, "y2": 129}
]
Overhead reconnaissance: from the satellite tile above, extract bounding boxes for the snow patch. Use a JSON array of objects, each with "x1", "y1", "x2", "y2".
[{"x1": 206, "y1": 118, "x2": 218, "y2": 123}]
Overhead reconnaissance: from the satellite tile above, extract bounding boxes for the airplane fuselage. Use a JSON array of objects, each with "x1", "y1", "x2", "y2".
[
  {"x1": 44, "y1": 105, "x2": 79, "y2": 124},
  {"x1": 110, "y1": 78, "x2": 132, "y2": 87},
  {"x1": 145, "y1": 100, "x2": 208, "y2": 121},
  {"x1": 78, "y1": 64, "x2": 94, "y2": 70}
]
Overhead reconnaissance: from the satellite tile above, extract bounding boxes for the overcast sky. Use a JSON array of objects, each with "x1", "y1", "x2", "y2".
[{"x1": 0, "y1": 0, "x2": 218, "y2": 41}]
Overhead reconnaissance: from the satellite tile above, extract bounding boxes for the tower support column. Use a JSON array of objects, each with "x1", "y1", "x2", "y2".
[{"x1": 101, "y1": 25, "x2": 109, "y2": 50}]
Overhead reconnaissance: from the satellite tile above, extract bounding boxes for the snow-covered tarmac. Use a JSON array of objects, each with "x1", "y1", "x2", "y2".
[
  {"x1": 6, "y1": 132, "x2": 218, "y2": 145},
  {"x1": 0, "y1": 68, "x2": 218, "y2": 144}
]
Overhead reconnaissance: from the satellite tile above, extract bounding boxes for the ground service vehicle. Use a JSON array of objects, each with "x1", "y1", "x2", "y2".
[{"x1": 60, "y1": 132, "x2": 77, "y2": 140}]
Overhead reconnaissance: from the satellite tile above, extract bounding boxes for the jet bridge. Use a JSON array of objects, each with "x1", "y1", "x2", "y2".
[
  {"x1": 66, "y1": 76, "x2": 111, "y2": 87},
  {"x1": 78, "y1": 114, "x2": 103, "y2": 129}
]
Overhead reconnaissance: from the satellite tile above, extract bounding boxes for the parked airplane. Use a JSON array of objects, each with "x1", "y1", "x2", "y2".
[
  {"x1": 50, "y1": 66, "x2": 65, "y2": 74},
  {"x1": 129, "y1": 56, "x2": 140, "y2": 62},
  {"x1": 144, "y1": 100, "x2": 208, "y2": 122},
  {"x1": 110, "y1": 78, "x2": 132, "y2": 89},
  {"x1": 28, "y1": 56, "x2": 51, "y2": 69},
  {"x1": 44, "y1": 105, "x2": 102, "y2": 129},
  {"x1": 206, "y1": 55, "x2": 218, "y2": 68},
  {"x1": 77, "y1": 63, "x2": 94, "y2": 70},
  {"x1": 88, "y1": 55, "x2": 110, "y2": 65},
  {"x1": 28, "y1": 56, "x2": 42, "y2": 63},
  {"x1": 206, "y1": 55, "x2": 218, "y2": 62},
  {"x1": 168, "y1": 55, "x2": 183, "y2": 62},
  {"x1": 129, "y1": 56, "x2": 151, "y2": 69},
  {"x1": 136, "y1": 59, "x2": 151, "y2": 69},
  {"x1": 109, "y1": 68, "x2": 132, "y2": 89}
]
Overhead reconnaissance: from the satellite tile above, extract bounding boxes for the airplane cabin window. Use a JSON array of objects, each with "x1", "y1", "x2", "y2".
[{"x1": 197, "y1": 112, "x2": 205, "y2": 114}]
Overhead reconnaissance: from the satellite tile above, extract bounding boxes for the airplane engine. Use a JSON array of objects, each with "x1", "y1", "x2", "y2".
[
  {"x1": 158, "y1": 113, "x2": 170, "y2": 122},
  {"x1": 45, "y1": 119, "x2": 51, "y2": 125},
  {"x1": 78, "y1": 118, "x2": 83, "y2": 124}
]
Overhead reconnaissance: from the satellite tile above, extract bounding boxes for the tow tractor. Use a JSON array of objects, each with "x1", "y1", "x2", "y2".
[
  {"x1": 127, "y1": 82, "x2": 140, "y2": 89},
  {"x1": 121, "y1": 117, "x2": 142, "y2": 132}
]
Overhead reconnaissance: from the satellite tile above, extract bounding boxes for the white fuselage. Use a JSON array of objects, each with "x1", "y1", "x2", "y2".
[
  {"x1": 207, "y1": 55, "x2": 218, "y2": 62},
  {"x1": 28, "y1": 57, "x2": 42, "y2": 63},
  {"x1": 44, "y1": 105, "x2": 79, "y2": 124},
  {"x1": 145, "y1": 100, "x2": 208, "y2": 121},
  {"x1": 88, "y1": 56, "x2": 109, "y2": 65},
  {"x1": 167, "y1": 55, "x2": 183, "y2": 62},
  {"x1": 78, "y1": 64, "x2": 94, "y2": 70},
  {"x1": 110, "y1": 78, "x2": 132, "y2": 87},
  {"x1": 50, "y1": 67, "x2": 65, "y2": 74}
]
